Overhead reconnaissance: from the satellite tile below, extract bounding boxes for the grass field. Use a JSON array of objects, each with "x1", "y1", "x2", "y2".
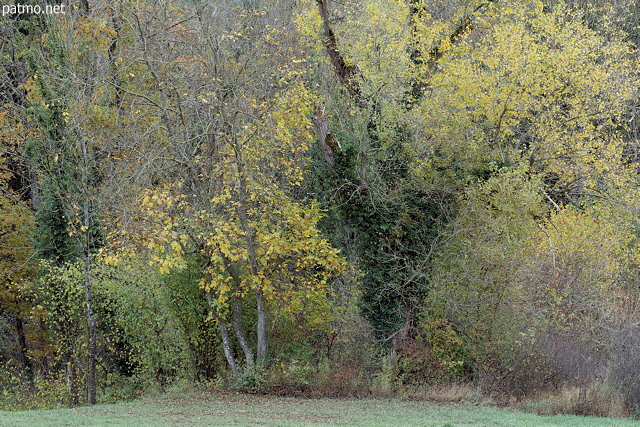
[{"x1": 1, "y1": 391, "x2": 639, "y2": 426}]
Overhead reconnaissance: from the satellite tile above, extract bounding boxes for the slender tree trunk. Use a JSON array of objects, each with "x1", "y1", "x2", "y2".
[
  {"x1": 66, "y1": 360, "x2": 79, "y2": 407},
  {"x1": 81, "y1": 137, "x2": 97, "y2": 405},
  {"x1": 221, "y1": 254, "x2": 255, "y2": 368},
  {"x1": 316, "y1": 0, "x2": 364, "y2": 103},
  {"x1": 13, "y1": 316, "x2": 33, "y2": 384},
  {"x1": 108, "y1": 8, "x2": 124, "y2": 116},
  {"x1": 83, "y1": 229, "x2": 97, "y2": 405},
  {"x1": 218, "y1": 321, "x2": 237, "y2": 379},
  {"x1": 206, "y1": 291, "x2": 238, "y2": 379},
  {"x1": 255, "y1": 289, "x2": 267, "y2": 363},
  {"x1": 232, "y1": 147, "x2": 268, "y2": 364},
  {"x1": 233, "y1": 296, "x2": 255, "y2": 368}
]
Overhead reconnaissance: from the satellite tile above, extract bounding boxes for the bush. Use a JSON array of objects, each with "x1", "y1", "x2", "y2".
[
  {"x1": 98, "y1": 373, "x2": 150, "y2": 403},
  {"x1": 260, "y1": 360, "x2": 315, "y2": 396},
  {"x1": 312, "y1": 360, "x2": 375, "y2": 398},
  {"x1": 420, "y1": 319, "x2": 470, "y2": 379},
  {"x1": 476, "y1": 326, "x2": 609, "y2": 402},
  {"x1": 608, "y1": 325, "x2": 640, "y2": 417},
  {"x1": 237, "y1": 356, "x2": 373, "y2": 398},
  {"x1": 0, "y1": 362, "x2": 68, "y2": 410},
  {"x1": 384, "y1": 338, "x2": 450, "y2": 394}
]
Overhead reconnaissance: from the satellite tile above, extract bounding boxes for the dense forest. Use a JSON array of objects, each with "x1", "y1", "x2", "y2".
[{"x1": 1, "y1": 0, "x2": 640, "y2": 417}]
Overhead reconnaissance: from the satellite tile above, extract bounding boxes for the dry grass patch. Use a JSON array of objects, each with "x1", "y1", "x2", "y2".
[
  {"x1": 400, "y1": 382, "x2": 492, "y2": 406},
  {"x1": 517, "y1": 385, "x2": 629, "y2": 418}
]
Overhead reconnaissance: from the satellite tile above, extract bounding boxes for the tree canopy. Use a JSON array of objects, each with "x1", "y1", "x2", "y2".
[{"x1": 1, "y1": 0, "x2": 640, "y2": 415}]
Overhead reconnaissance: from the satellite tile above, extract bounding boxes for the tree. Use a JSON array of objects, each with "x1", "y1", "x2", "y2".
[
  {"x1": 21, "y1": 7, "x2": 114, "y2": 404},
  {"x1": 82, "y1": 0, "x2": 347, "y2": 378},
  {"x1": 417, "y1": 0, "x2": 636, "y2": 197},
  {"x1": 139, "y1": 85, "x2": 346, "y2": 376},
  {"x1": 302, "y1": 0, "x2": 457, "y2": 346}
]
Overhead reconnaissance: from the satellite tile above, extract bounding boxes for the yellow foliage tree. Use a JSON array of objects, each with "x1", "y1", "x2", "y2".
[
  {"x1": 86, "y1": 1, "x2": 348, "y2": 377},
  {"x1": 139, "y1": 84, "x2": 345, "y2": 377},
  {"x1": 417, "y1": 0, "x2": 637, "y2": 200}
]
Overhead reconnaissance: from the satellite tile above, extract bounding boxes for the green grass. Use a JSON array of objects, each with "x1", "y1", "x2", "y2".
[{"x1": 1, "y1": 391, "x2": 638, "y2": 426}]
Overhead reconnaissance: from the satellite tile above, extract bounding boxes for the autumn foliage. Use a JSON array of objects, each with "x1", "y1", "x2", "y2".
[{"x1": 1, "y1": 0, "x2": 640, "y2": 418}]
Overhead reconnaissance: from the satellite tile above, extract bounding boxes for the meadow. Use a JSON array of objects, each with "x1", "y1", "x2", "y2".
[{"x1": 2, "y1": 391, "x2": 638, "y2": 427}]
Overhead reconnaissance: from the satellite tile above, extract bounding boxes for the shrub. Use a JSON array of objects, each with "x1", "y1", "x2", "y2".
[
  {"x1": 608, "y1": 325, "x2": 640, "y2": 417},
  {"x1": 312, "y1": 360, "x2": 375, "y2": 398},
  {"x1": 385, "y1": 338, "x2": 450, "y2": 394},
  {"x1": 0, "y1": 361, "x2": 68, "y2": 410},
  {"x1": 260, "y1": 360, "x2": 315, "y2": 396}
]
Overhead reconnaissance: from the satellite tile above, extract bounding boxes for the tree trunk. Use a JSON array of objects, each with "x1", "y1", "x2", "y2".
[
  {"x1": 66, "y1": 360, "x2": 79, "y2": 407},
  {"x1": 13, "y1": 316, "x2": 33, "y2": 384},
  {"x1": 312, "y1": 103, "x2": 341, "y2": 165},
  {"x1": 81, "y1": 137, "x2": 97, "y2": 405},
  {"x1": 237, "y1": 176, "x2": 268, "y2": 363},
  {"x1": 83, "y1": 250, "x2": 97, "y2": 405},
  {"x1": 221, "y1": 254, "x2": 255, "y2": 368},
  {"x1": 232, "y1": 143, "x2": 268, "y2": 364},
  {"x1": 206, "y1": 291, "x2": 238, "y2": 379},
  {"x1": 255, "y1": 289, "x2": 267, "y2": 363},
  {"x1": 316, "y1": 0, "x2": 364, "y2": 103},
  {"x1": 108, "y1": 8, "x2": 124, "y2": 116},
  {"x1": 233, "y1": 296, "x2": 254, "y2": 368}
]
